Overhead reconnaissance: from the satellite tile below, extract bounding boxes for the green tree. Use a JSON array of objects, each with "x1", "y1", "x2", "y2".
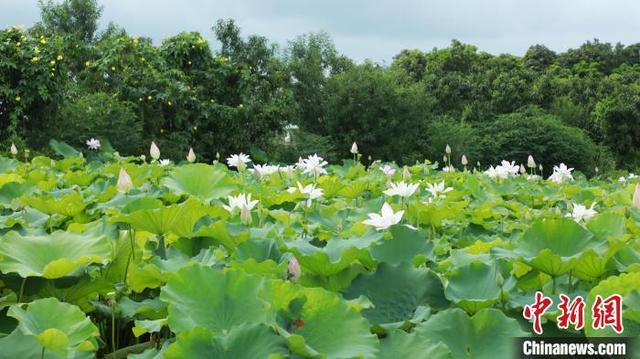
[{"x1": 36, "y1": 0, "x2": 103, "y2": 43}]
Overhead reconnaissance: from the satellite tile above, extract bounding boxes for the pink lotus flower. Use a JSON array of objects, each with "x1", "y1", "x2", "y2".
[
  {"x1": 634, "y1": 184, "x2": 640, "y2": 210},
  {"x1": 117, "y1": 167, "x2": 134, "y2": 193},
  {"x1": 288, "y1": 256, "x2": 301, "y2": 281},
  {"x1": 150, "y1": 141, "x2": 160, "y2": 160}
]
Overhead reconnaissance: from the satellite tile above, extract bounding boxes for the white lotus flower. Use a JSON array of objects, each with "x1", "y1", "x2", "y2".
[
  {"x1": 252, "y1": 164, "x2": 280, "y2": 178},
  {"x1": 384, "y1": 181, "x2": 419, "y2": 198},
  {"x1": 350, "y1": 142, "x2": 358, "y2": 154},
  {"x1": 461, "y1": 155, "x2": 468, "y2": 166},
  {"x1": 186, "y1": 148, "x2": 196, "y2": 163},
  {"x1": 499, "y1": 160, "x2": 520, "y2": 176},
  {"x1": 10, "y1": 143, "x2": 17, "y2": 155},
  {"x1": 527, "y1": 155, "x2": 536, "y2": 168},
  {"x1": 364, "y1": 202, "x2": 403, "y2": 230},
  {"x1": 380, "y1": 165, "x2": 396, "y2": 178},
  {"x1": 278, "y1": 165, "x2": 296, "y2": 175},
  {"x1": 117, "y1": 167, "x2": 134, "y2": 193},
  {"x1": 158, "y1": 159, "x2": 171, "y2": 167},
  {"x1": 226, "y1": 153, "x2": 251, "y2": 171},
  {"x1": 223, "y1": 193, "x2": 259, "y2": 225},
  {"x1": 485, "y1": 165, "x2": 509, "y2": 179},
  {"x1": 288, "y1": 182, "x2": 323, "y2": 207},
  {"x1": 442, "y1": 166, "x2": 455, "y2": 173},
  {"x1": 566, "y1": 202, "x2": 597, "y2": 222},
  {"x1": 485, "y1": 160, "x2": 519, "y2": 179},
  {"x1": 86, "y1": 138, "x2": 101, "y2": 150},
  {"x1": 548, "y1": 163, "x2": 574, "y2": 183},
  {"x1": 298, "y1": 154, "x2": 327, "y2": 178},
  {"x1": 150, "y1": 141, "x2": 160, "y2": 160},
  {"x1": 425, "y1": 181, "x2": 453, "y2": 199},
  {"x1": 519, "y1": 164, "x2": 526, "y2": 174}
]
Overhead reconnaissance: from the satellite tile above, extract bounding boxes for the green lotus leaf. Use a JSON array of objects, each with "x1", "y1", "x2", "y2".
[
  {"x1": 133, "y1": 318, "x2": 168, "y2": 337},
  {"x1": 343, "y1": 262, "x2": 447, "y2": 326},
  {"x1": 280, "y1": 286, "x2": 379, "y2": 358},
  {"x1": 515, "y1": 218, "x2": 603, "y2": 276},
  {"x1": 379, "y1": 329, "x2": 453, "y2": 359},
  {"x1": 286, "y1": 233, "x2": 380, "y2": 277},
  {"x1": 586, "y1": 211, "x2": 626, "y2": 241},
  {"x1": 22, "y1": 190, "x2": 86, "y2": 217},
  {"x1": 585, "y1": 272, "x2": 640, "y2": 338},
  {"x1": 161, "y1": 163, "x2": 236, "y2": 201},
  {"x1": 415, "y1": 308, "x2": 527, "y2": 359},
  {"x1": 119, "y1": 296, "x2": 167, "y2": 320},
  {"x1": 127, "y1": 247, "x2": 218, "y2": 292},
  {"x1": 0, "y1": 329, "x2": 95, "y2": 359},
  {"x1": 369, "y1": 225, "x2": 433, "y2": 265},
  {"x1": 49, "y1": 139, "x2": 82, "y2": 158},
  {"x1": 444, "y1": 261, "x2": 501, "y2": 313},
  {"x1": 114, "y1": 198, "x2": 210, "y2": 237},
  {"x1": 160, "y1": 264, "x2": 271, "y2": 334},
  {"x1": 0, "y1": 229, "x2": 112, "y2": 279},
  {"x1": 190, "y1": 220, "x2": 250, "y2": 251},
  {"x1": 7, "y1": 298, "x2": 99, "y2": 357},
  {"x1": 0, "y1": 181, "x2": 35, "y2": 207},
  {"x1": 164, "y1": 324, "x2": 288, "y2": 359}
]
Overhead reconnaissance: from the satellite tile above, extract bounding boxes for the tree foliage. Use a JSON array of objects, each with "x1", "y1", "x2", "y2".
[{"x1": 2, "y1": 1, "x2": 640, "y2": 174}]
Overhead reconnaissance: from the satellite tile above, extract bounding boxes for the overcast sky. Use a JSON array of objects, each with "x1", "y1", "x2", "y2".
[{"x1": 2, "y1": 0, "x2": 640, "y2": 63}]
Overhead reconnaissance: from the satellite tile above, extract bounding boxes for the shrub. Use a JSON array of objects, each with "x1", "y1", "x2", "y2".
[
  {"x1": 55, "y1": 92, "x2": 143, "y2": 154},
  {"x1": 478, "y1": 113, "x2": 598, "y2": 175},
  {"x1": 420, "y1": 118, "x2": 483, "y2": 167}
]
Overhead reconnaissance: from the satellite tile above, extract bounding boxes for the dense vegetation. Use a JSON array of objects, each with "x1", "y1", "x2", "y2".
[
  {"x1": 3, "y1": 0, "x2": 640, "y2": 174},
  {"x1": 0, "y1": 148, "x2": 638, "y2": 358}
]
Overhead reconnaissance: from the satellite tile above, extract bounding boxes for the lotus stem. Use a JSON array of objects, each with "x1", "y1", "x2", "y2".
[
  {"x1": 18, "y1": 277, "x2": 27, "y2": 303},
  {"x1": 157, "y1": 234, "x2": 166, "y2": 259},
  {"x1": 128, "y1": 225, "x2": 135, "y2": 261},
  {"x1": 111, "y1": 307, "x2": 116, "y2": 354}
]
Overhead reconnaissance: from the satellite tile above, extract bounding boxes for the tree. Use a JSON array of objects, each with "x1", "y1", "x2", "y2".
[
  {"x1": 594, "y1": 89, "x2": 640, "y2": 168},
  {"x1": 36, "y1": 0, "x2": 103, "y2": 43},
  {"x1": 323, "y1": 63, "x2": 435, "y2": 163},
  {"x1": 286, "y1": 32, "x2": 352, "y2": 133}
]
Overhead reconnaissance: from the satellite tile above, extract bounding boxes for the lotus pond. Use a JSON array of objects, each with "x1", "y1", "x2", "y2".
[{"x1": 0, "y1": 148, "x2": 638, "y2": 358}]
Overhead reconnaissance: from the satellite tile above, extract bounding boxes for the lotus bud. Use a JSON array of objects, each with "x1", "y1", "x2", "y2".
[
  {"x1": 117, "y1": 167, "x2": 134, "y2": 193},
  {"x1": 539, "y1": 164, "x2": 543, "y2": 172},
  {"x1": 350, "y1": 142, "x2": 358, "y2": 154},
  {"x1": 445, "y1": 144, "x2": 451, "y2": 155},
  {"x1": 150, "y1": 141, "x2": 160, "y2": 160},
  {"x1": 187, "y1": 147, "x2": 196, "y2": 163},
  {"x1": 461, "y1": 154, "x2": 468, "y2": 166},
  {"x1": 216, "y1": 152, "x2": 220, "y2": 161},
  {"x1": 443, "y1": 155, "x2": 447, "y2": 163},
  {"x1": 10, "y1": 143, "x2": 17, "y2": 155},
  {"x1": 634, "y1": 184, "x2": 640, "y2": 210},
  {"x1": 402, "y1": 167, "x2": 411, "y2": 180},
  {"x1": 288, "y1": 256, "x2": 301, "y2": 281},
  {"x1": 527, "y1": 155, "x2": 536, "y2": 168},
  {"x1": 519, "y1": 164, "x2": 526, "y2": 174}
]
